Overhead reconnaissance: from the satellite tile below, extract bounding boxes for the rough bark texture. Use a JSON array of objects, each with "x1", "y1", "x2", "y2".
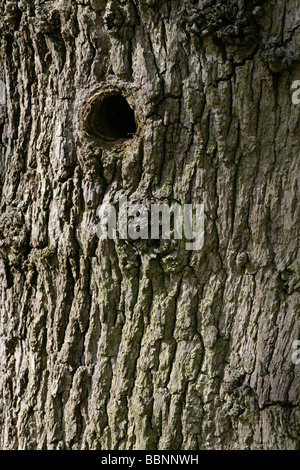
[{"x1": 0, "y1": 0, "x2": 299, "y2": 450}]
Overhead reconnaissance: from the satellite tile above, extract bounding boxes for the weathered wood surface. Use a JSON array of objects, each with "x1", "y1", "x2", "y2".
[{"x1": 0, "y1": 0, "x2": 299, "y2": 449}]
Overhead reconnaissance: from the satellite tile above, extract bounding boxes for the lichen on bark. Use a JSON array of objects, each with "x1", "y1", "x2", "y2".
[{"x1": 0, "y1": 0, "x2": 299, "y2": 450}]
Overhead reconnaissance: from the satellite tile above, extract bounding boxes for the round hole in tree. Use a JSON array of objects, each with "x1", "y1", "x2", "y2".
[{"x1": 87, "y1": 94, "x2": 137, "y2": 141}]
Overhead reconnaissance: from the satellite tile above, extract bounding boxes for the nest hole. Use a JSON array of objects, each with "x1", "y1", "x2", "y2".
[{"x1": 87, "y1": 94, "x2": 137, "y2": 142}]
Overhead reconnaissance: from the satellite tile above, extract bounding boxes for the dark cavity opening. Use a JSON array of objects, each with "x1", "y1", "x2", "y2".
[{"x1": 88, "y1": 94, "x2": 137, "y2": 141}]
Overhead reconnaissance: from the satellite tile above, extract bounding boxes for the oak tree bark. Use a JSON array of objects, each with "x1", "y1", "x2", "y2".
[{"x1": 0, "y1": 0, "x2": 299, "y2": 450}]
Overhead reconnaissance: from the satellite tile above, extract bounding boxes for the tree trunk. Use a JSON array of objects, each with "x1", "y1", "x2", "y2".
[{"x1": 0, "y1": 0, "x2": 299, "y2": 450}]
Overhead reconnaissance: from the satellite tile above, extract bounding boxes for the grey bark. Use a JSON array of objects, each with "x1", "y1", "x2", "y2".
[{"x1": 0, "y1": 0, "x2": 299, "y2": 450}]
